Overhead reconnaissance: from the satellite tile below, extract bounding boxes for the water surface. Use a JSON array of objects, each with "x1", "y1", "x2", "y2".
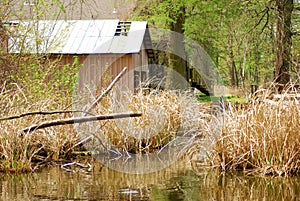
[{"x1": 0, "y1": 162, "x2": 299, "y2": 200}]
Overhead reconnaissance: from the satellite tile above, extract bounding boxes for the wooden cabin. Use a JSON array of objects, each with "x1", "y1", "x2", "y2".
[
  {"x1": 7, "y1": 20, "x2": 154, "y2": 91},
  {"x1": 5, "y1": 19, "x2": 213, "y2": 95}
]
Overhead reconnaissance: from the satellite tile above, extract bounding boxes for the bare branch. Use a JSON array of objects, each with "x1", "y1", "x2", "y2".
[
  {"x1": 246, "y1": 7, "x2": 269, "y2": 35},
  {"x1": 0, "y1": 110, "x2": 93, "y2": 121},
  {"x1": 85, "y1": 66, "x2": 127, "y2": 113},
  {"x1": 20, "y1": 112, "x2": 142, "y2": 135}
]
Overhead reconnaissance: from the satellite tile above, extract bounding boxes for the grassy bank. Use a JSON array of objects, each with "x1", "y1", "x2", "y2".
[
  {"x1": 0, "y1": 81, "x2": 299, "y2": 176},
  {"x1": 205, "y1": 87, "x2": 300, "y2": 176},
  {"x1": 196, "y1": 93, "x2": 247, "y2": 103}
]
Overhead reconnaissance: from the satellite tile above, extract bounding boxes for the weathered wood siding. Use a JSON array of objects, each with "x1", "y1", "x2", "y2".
[{"x1": 54, "y1": 51, "x2": 149, "y2": 92}]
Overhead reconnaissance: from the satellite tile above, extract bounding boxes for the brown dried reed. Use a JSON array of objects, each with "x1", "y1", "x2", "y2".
[
  {"x1": 0, "y1": 83, "x2": 79, "y2": 172},
  {"x1": 211, "y1": 85, "x2": 300, "y2": 176},
  {"x1": 93, "y1": 88, "x2": 211, "y2": 154}
]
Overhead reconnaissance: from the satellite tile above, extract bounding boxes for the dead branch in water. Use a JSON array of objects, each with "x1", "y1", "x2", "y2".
[{"x1": 20, "y1": 112, "x2": 142, "y2": 135}]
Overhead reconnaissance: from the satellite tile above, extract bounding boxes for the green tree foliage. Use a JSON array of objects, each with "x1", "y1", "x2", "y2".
[
  {"x1": 0, "y1": 0, "x2": 80, "y2": 101},
  {"x1": 10, "y1": 55, "x2": 80, "y2": 99},
  {"x1": 133, "y1": 0, "x2": 187, "y2": 89},
  {"x1": 133, "y1": 0, "x2": 299, "y2": 89}
]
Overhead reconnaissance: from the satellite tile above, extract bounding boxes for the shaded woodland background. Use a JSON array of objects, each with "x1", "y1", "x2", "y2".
[{"x1": 132, "y1": 0, "x2": 300, "y2": 91}]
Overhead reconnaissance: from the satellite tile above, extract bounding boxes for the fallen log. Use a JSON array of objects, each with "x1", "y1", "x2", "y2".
[{"x1": 20, "y1": 112, "x2": 141, "y2": 135}]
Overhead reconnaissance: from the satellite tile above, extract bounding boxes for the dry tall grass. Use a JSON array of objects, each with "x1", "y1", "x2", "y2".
[
  {"x1": 209, "y1": 86, "x2": 300, "y2": 176},
  {"x1": 88, "y1": 88, "x2": 213, "y2": 154},
  {"x1": 2, "y1": 79, "x2": 300, "y2": 176},
  {"x1": 0, "y1": 84, "x2": 80, "y2": 173}
]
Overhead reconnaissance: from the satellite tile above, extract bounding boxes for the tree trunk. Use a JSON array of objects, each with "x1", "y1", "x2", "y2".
[
  {"x1": 167, "y1": 4, "x2": 187, "y2": 89},
  {"x1": 254, "y1": 42, "x2": 260, "y2": 85},
  {"x1": 228, "y1": 33, "x2": 238, "y2": 86},
  {"x1": 275, "y1": 0, "x2": 293, "y2": 91}
]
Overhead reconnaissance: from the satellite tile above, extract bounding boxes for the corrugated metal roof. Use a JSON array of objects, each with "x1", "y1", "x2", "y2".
[{"x1": 8, "y1": 20, "x2": 148, "y2": 54}]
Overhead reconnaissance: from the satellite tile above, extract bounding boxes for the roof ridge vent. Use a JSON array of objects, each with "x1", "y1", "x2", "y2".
[{"x1": 115, "y1": 21, "x2": 131, "y2": 36}]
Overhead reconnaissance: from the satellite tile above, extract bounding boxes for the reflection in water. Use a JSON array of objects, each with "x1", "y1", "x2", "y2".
[{"x1": 0, "y1": 162, "x2": 299, "y2": 201}]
